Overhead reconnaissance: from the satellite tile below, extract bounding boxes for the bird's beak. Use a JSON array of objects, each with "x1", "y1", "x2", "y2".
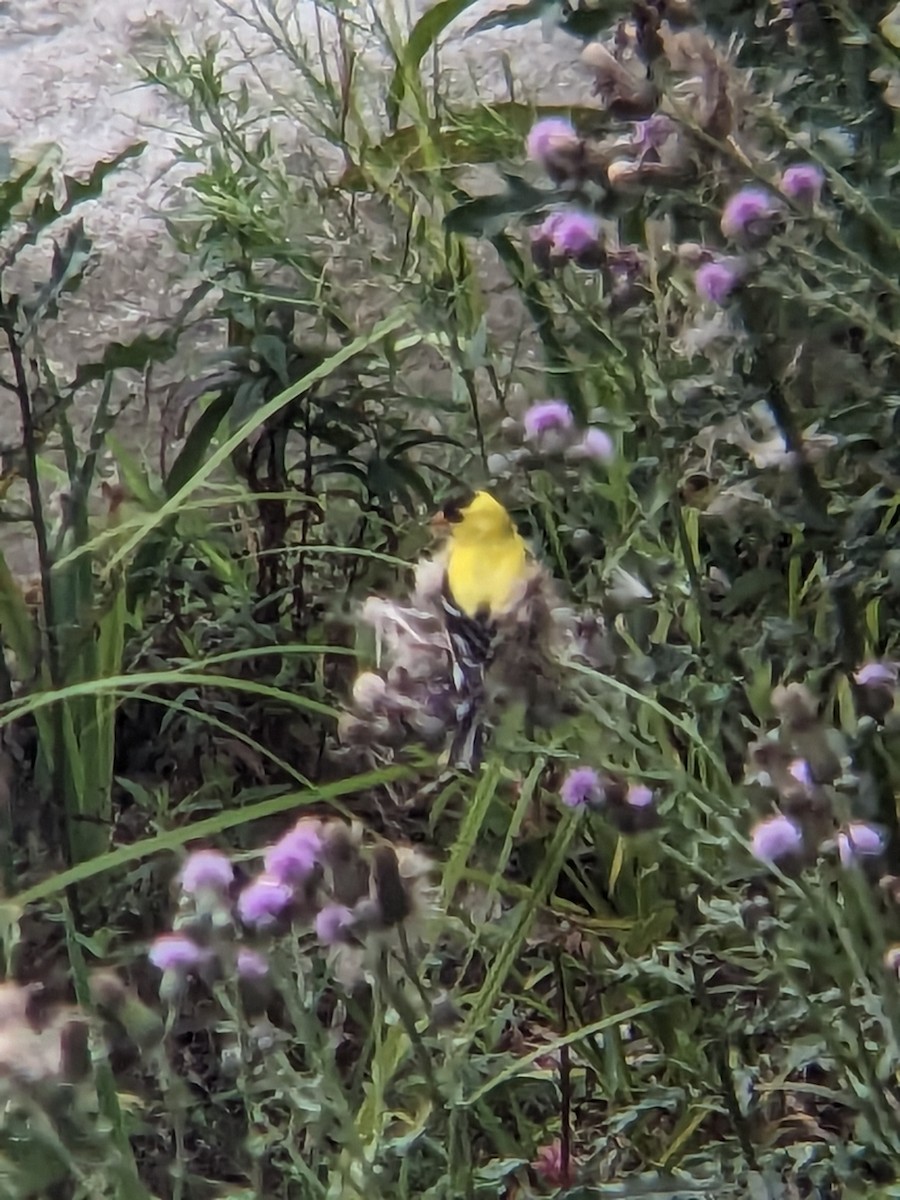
[{"x1": 429, "y1": 510, "x2": 451, "y2": 534}]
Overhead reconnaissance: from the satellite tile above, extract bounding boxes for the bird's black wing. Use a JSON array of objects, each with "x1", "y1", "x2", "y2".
[{"x1": 439, "y1": 583, "x2": 495, "y2": 770}]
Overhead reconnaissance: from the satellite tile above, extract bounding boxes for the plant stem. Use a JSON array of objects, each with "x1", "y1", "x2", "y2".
[
  {"x1": 554, "y1": 950, "x2": 573, "y2": 1188},
  {"x1": 1, "y1": 314, "x2": 77, "y2": 864}
]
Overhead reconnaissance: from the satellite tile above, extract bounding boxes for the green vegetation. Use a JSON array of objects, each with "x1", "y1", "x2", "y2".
[{"x1": 3, "y1": 0, "x2": 900, "y2": 1195}]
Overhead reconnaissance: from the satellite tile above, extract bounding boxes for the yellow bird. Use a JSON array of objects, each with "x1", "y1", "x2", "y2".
[
  {"x1": 432, "y1": 490, "x2": 529, "y2": 619},
  {"x1": 430, "y1": 490, "x2": 531, "y2": 768}
]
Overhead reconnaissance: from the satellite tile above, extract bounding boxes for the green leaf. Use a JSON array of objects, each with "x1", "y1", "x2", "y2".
[
  {"x1": 444, "y1": 174, "x2": 557, "y2": 237},
  {"x1": 387, "y1": 0, "x2": 482, "y2": 126},
  {"x1": 22, "y1": 219, "x2": 93, "y2": 330},
  {"x1": 67, "y1": 328, "x2": 180, "y2": 393},
  {"x1": 0, "y1": 162, "x2": 38, "y2": 229},
  {"x1": 164, "y1": 387, "x2": 235, "y2": 498},
  {"x1": 465, "y1": 0, "x2": 628, "y2": 39},
  {"x1": 721, "y1": 567, "x2": 785, "y2": 615},
  {"x1": 465, "y1": 0, "x2": 561, "y2": 36},
  {"x1": 22, "y1": 143, "x2": 146, "y2": 240},
  {"x1": 252, "y1": 333, "x2": 290, "y2": 385},
  {"x1": 0, "y1": 550, "x2": 37, "y2": 677},
  {"x1": 104, "y1": 438, "x2": 161, "y2": 510}
]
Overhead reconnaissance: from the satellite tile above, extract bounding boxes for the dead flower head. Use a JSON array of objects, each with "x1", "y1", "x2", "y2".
[
  {"x1": 340, "y1": 545, "x2": 606, "y2": 760},
  {"x1": 0, "y1": 984, "x2": 91, "y2": 1091}
]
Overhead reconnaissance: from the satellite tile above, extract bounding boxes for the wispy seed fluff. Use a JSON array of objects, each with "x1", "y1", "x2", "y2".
[
  {"x1": 339, "y1": 543, "x2": 612, "y2": 761},
  {"x1": 0, "y1": 983, "x2": 91, "y2": 1089}
]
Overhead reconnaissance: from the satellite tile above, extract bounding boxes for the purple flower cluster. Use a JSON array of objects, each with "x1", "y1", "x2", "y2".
[
  {"x1": 521, "y1": 399, "x2": 614, "y2": 464},
  {"x1": 632, "y1": 113, "x2": 677, "y2": 157},
  {"x1": 626, "y1": 783, "x2": 654, "y2": 809},
  {"x1": 689, "y1": 166, "x2": 824, "y2": 307},
  {"x1": 147, "y1": 824, "x2": 326, "y2": 988},
  {"x1": 852, "y1": 659, "x2": 899, "y2": 722},
  {"x1": 236, "y1": 948, "x2": 269, "y2": 980},
  {"x1": 744, "y1": 676, "x2": 897, "y2": 892},
  {"x1": 569, "y1": 427, "x2": 615, "y2": 463},
  {"x1": 524, "y1": 117, "x2": 588, "y2": 186},
  {"x1": 750, "y1": 813, "x2": 884, "y2": 873},
  {"x1": 560, "y1": 766, "x2": 659, "y2": 832},
  {"x1": 147, "y1": 822, "x2": 435, "y2": 1000},
  {"x1": 315, "y1": 904, "x2": 356, "y2": 946}
]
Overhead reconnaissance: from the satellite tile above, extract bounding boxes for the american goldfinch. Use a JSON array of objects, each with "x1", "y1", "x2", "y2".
[
  {"x1": 430, "y1": 490, "x2": 531, "y2": 768},
  {"x1": 340, "y1": 494, "x2": 615, "y2": 774}
]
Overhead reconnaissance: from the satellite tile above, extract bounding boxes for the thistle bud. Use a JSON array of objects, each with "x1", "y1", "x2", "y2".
[
  {"x1": 89, "y1": 970, "x2": 164, "y2": 1050},
  {"x1": 352, "y1": 672, "x2": 388, "y2": 713},
  {"x1": 606, "y1": 158, "x2": 643, "y2": 189}
]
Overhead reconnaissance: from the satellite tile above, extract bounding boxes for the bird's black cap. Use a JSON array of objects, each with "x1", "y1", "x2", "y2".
[{"x1": 438, "y1": 488, "x2": 476, "y2": 524}]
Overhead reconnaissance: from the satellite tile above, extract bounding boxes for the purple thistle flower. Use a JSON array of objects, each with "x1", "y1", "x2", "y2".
[
  {"x1": 236, "y1": 948, "x2": 270, "y2": 980},
  {"x1": 837, "y1": 822, "x2": 884, "y2": 866},
  {"x1": 560, "y1": 766, "x2": 603, "y2": 810},
  {"x1": 523, "y1": 400, "x2": 574, "y2": 440},
  {"x1": 264, "y1": 824, "x2": 322, "y2": 885},
  {"x1": 526, "y1": 118, "x2": 578, "y2": 166},
  {"x1": 695, "y1": 259, "x2": 740, "y2": 305},
  {"x1": 569, "y1": 427, "x2": 615, "y2": 463},
  {"x1": 779, "y1": 163, "x2": 824, "y2": 205},
  {"x1": 854, "y1": 661, "x2": 898, "y2": 688},
  {"x1": 179, "y1": 849, "x2": 234, "y2": 895},
  {"x1": 626, "y1": 783, "x2": 654, "y2": 808},
  {"x1": 549, "y1": 211, "x2": 600, "y2": 258},
  {"x1": 721, "y1": 187, "x2": 779, "y2": 240},
  {"x1": 148, "y1": 933, "x2": 208, "y2": 973},
  {"x1": 237, "y1": 875, "x2": 294, "y2": 928},
  {"x1": 315, "y1": 904, "x2": 356, "y2": 946},
  {"x1": 750, "y1": 814, "x2": 803, "y2": 864}
]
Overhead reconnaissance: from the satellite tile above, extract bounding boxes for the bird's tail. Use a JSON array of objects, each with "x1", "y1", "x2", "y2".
[{"x1": 448, "y1": 686, "x2": 487, "y2": 771}]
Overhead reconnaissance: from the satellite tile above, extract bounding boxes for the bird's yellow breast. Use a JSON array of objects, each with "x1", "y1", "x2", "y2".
[{"x1": 445, "y1": 534, "x2": 528, "y2": 618}]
